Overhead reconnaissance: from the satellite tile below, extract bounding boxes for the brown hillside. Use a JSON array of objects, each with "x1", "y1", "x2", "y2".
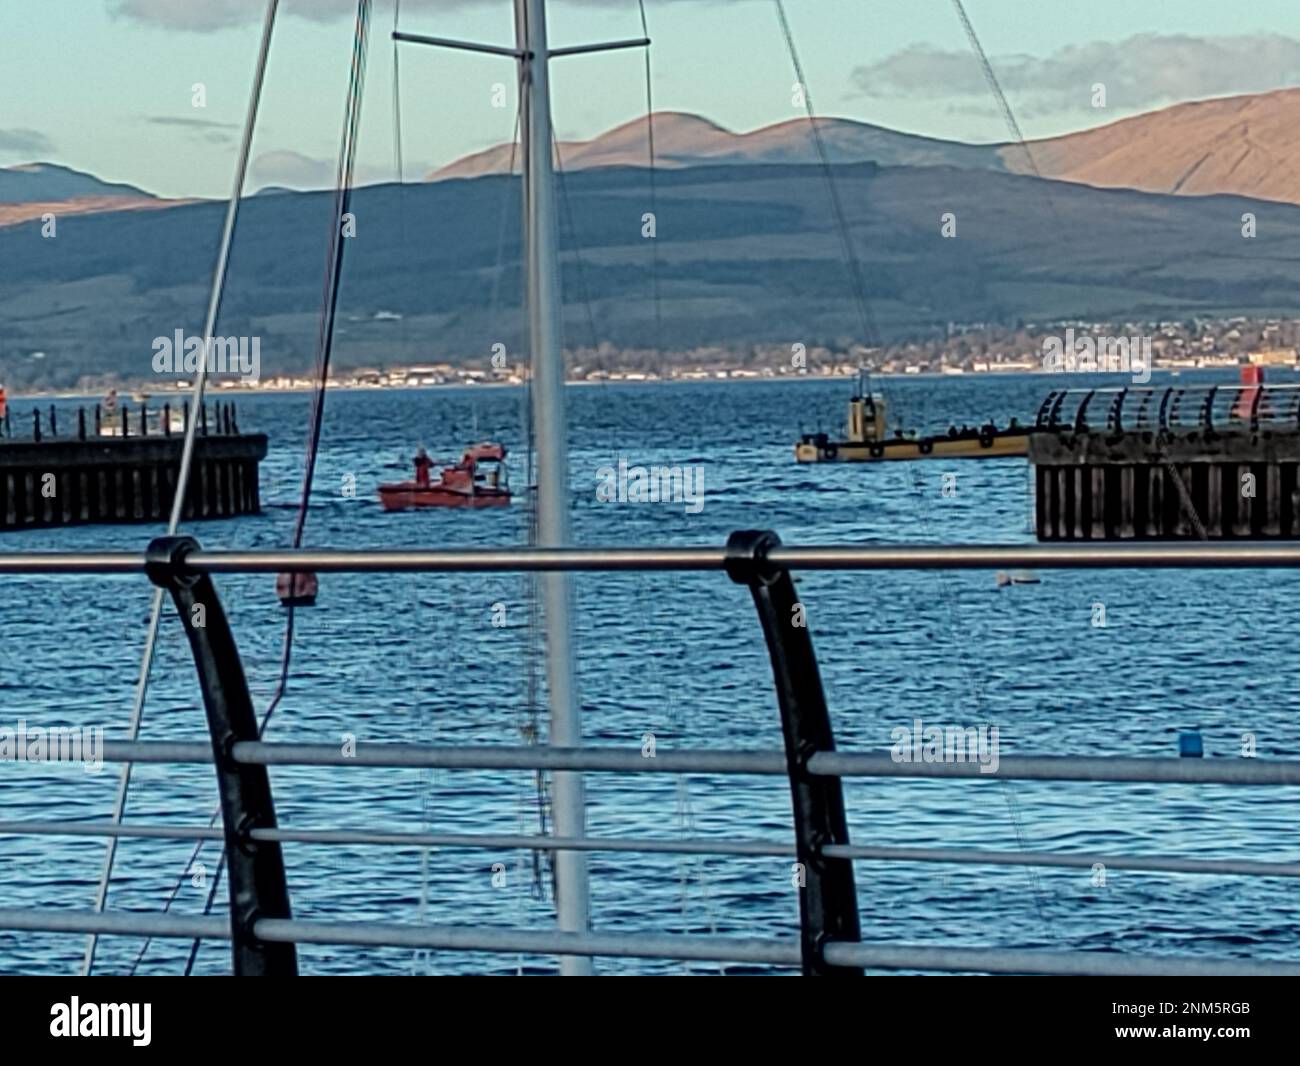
[{"x1": 1014, "y1": 88, "x2": 1300, "y2": 204}]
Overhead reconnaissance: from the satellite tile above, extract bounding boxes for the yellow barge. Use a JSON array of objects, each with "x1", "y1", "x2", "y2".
[{"x1": 795, "y1": 378, "x2": 1030, "y2": 463}]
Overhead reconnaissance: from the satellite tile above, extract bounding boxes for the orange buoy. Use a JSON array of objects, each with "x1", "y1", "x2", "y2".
[{"x1": 276, "y1": 571, "x2": 318, "y2": 607}]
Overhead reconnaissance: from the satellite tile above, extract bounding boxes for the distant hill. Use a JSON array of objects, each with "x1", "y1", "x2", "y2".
[
  {"x1": 0, "y1": 162, "x2": 170, "y2": 228},
  {"x1": 5, "y1": 159, "x2": 1300, "y2": 389},
  {"x1": 429, "y1": 111, "x2": 1007, "y2": 180},
  {"x1": 0, "y1": 162, "x2": 153, "y2": 204},
  {"x1": 1013, "y1": 88, "x2": 1300, "y2": 205},
  {"x1": 432, "y1": 91, "x2": 1300, "y2": 207}
]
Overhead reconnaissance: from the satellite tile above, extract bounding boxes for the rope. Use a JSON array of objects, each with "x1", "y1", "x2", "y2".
[
  {"x1": 552, "y1": 131, "x2": 601, "y2": 352},
  {"x1": 127, "y1": 0, "x2": 374, "y2": 975},
  {"x1": 941, "y1": 0, "x2": 1086, "y2": 930},
  {"x1": 949, "y1": 0, "x2": 1061, "y2": 229},
  {"x1": 293, "y1": 0, "x2": 372, "y2": 554},
  {"x1": 185, "y1": 0, "x2": 374, "y2": 973},
  {"x1": 773, "y1": 0, "x2": 879, "y2": 352},
  {"x1": 82, "y1": 0, "x2": 282, "y2": 977},
  {"x1": 630, "y1": 2, "x2": 720, "y2": 970},
  {"x1": 392, "y1": 0, "x2": 411, "y2": 365},
  {"x1": 392, "y1": 0, "x2": 405, "y2": 185},
  {"x1": 772, "y1": 0, "x2": 1056, "y2": 940},
  {"x1": 636, "y1": 0, "x2": 662, "y2": 350}
]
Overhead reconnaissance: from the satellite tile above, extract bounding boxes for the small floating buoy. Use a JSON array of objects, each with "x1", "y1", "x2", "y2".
[
  {"x1": 995, "y1": 569, "x2": 1040, "y2": 588},
  {"x1": 276, "y1": 571, "x2": 318, "y2": 608},
  {"x1": 1179, "y1": 730, "x2": 1204, "y2": 758}
]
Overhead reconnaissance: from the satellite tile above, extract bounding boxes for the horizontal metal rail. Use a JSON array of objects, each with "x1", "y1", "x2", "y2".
[
  {"x1": 0, "y1": 819, "x2": 790, "y2": 858},
  {"x1": 820, "y1": 942, "x2": 1300, "y2": 978},
  {"x1": 0, "y1": 908, "x2": 798, "y2": 965},
  {"x1": 79, "y1": 740, "x2": 1300, "y2": 785},
  {"x1": 89, "y1": 741, "x2": 790, "y2": 775},
  {"x1": 3, "y1": 906, "x2": 1290, "y2": 975},
  {"x1": 5, "y1": 820, "x2": 1298, "y2": 878},
  {"x1": 252, "y1": 920, "x2": 801, "y2": 964},
  {"x1": 809, "y1": 752, "x2": 1300, "y2": 785},
  {"x1": 823, "y1": 844, "x2": 1300, "y2": 879},
  {"x1": 0, "y1": 908, "x2": 229, "y2": 941},
  {"x1": 240, "y1": 742, "x2": 778, "y2": 773},
  {"x1": 0, "y1": 820, "x2": 223, "y2": 843},
  {"x1": 6, "y1": 542, "x2": 1300, "y2": 575}
]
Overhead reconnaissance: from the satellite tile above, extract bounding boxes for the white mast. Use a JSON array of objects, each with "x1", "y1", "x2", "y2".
[
  {"x1": 397, "y1": 0, "x2": 648, "y2": 976},
  {"x1": 515, "y1": 0, "x2": 590, "y2": 976}
]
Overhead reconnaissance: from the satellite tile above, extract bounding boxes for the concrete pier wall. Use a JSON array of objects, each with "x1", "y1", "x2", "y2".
[{"x1": 0, "y1": 402, "x2": 266, "y2": 529}]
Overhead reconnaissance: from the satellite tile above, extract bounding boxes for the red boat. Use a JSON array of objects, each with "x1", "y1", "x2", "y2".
[{"x1": 378, "y1": 442, "x2": 512, "y2": 510}]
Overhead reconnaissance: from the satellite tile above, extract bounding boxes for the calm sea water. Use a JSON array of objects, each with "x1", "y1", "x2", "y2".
[{"x1": 2, "y1": 371, "x2": 1298, "y2": 975}]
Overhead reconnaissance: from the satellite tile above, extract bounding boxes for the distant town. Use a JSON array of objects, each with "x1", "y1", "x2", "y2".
[{"x1": 12, "y1": 315, "x2": 1300, "y2": 398}]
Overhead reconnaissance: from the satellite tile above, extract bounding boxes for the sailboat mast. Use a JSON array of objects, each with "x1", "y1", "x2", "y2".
[{"x1": 514, "y1": 0, "x2": 592, "y2": 975}]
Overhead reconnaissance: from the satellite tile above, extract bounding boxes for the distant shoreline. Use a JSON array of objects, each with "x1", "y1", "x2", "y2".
[{"x1": 4, "y1": 364, "x2": 1260, "y2": 403}]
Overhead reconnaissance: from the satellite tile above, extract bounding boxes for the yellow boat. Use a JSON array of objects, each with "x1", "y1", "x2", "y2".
[{"x1": 794, "y1": 376, "x2": 1030, "y2": 462}]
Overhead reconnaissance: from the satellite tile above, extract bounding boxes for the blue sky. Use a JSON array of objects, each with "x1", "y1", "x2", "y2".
[{"x1": 6, "y1": 0, "x2": 1300, "y2": 198}]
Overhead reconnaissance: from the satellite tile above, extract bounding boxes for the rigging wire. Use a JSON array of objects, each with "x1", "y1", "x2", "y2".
[
  {"x1": 83, "y1": 0, "x2": 282, "y2": 977},
  {"x1": 630, "y1": 0, "x2": 721, "y2": 971},
  {"x1": 493, "y1": 70, "x2": 554, "y2": 902},
  {"x1": 946, "y1": 2, "x2": 1206, "y2": 909},
  {"x1": 940, "y1": 0, "x2": 1075, "y2": 929},
  {"x1": 636, "y1": 0, "x2": 662, "y2": 350},
  {"x1": 772, "y1": 0, "x2": 1055, "y2": 937},
  {"x1": 185, "y1": 0, "x2": 374, "y2": 975},
  {"x1": 949, "y1": 0, "x2": 1059, "y2": 228},
  {"x1": 390, "y1": 0, "x2": 449, "y2": 961},
  {"x1": 392, "y1": 0, "x2": 405, "y2": 185},
  {"x1": 127, "y1": 0, "x2": 375, "y2": 975},
  {"x1": 772, "y1": 0, "x2": 879, "y2": 353},
  {"x1": 552, "y1": 131, "x2": 601, "y2": 353},
  {"x1": 392, "y1": 0, "x2": 412, "y2": 366}
]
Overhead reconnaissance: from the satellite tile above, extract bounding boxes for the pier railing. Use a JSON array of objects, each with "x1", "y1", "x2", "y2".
[
  {"x1": 2, "y1": 536, "x2": 1300, "y2": 976},
  {"x1": 0, "y1": 400, "x2": 240, "y2": 442},
  {"x1": 1035, "y1": 383, "x2": 1300, "y2": 435}
]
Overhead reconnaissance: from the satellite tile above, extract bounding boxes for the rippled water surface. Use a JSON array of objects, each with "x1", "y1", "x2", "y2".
[{"x1": 2, "y1": 372, "x2": 1297, "y2": 974}]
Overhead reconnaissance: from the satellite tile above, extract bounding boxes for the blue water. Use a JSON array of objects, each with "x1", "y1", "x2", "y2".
[{"x1": 1, "y1": 372, "x2": 1297, "y2": 974}]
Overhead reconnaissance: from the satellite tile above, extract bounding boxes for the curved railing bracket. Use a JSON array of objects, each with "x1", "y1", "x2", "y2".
[
  {"x1": 146, "y1": 535, "x2": 297, "y2": 976},
  {"x1": 726, "y1": 530, "x2": 862, "y2": 975}
]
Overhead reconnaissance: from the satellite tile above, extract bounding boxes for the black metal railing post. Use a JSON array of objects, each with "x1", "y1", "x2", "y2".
[
  {"x1": 145, "y1": 535, "x2": 298, "y2": 976},
  {"x1": 725, "y1": 530, "x2": 862, "y2": 976}
]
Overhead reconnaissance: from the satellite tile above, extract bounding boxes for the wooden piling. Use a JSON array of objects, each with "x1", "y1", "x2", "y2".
[
  {"x1": 1031, "y1": 429, "x2": 1300, "y2": 540},
  {"x1": 0, "y1": 402, "x2": 267, "y2": 530}
]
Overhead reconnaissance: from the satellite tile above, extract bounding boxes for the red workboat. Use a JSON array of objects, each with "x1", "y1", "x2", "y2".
[{"x1": 378, "y1": 442, "x2": 512, "y2": 510}]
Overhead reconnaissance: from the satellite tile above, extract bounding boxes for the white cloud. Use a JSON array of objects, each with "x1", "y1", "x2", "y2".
[
  {"x1": 251, "y1": 148, "x2": 336, "y2": 188},
  {"x1": 108, "y1": 0, "x2": 707, "y2": 33},
  {"x1": 853, "y1": 34, "x2": 1300, "y2": 115},
  {"x1": 109, "y1": 0, "x2": 430, "y2": 33},
  {"x1": 251, "y1": 147, "x2": 426, "y2": 189},
  {"x1": 0, "y1": 129, "x2": 56, "y2": 156},
  {"x1": 107, "y1": 0, "x2": 588, "y2": 33}
]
